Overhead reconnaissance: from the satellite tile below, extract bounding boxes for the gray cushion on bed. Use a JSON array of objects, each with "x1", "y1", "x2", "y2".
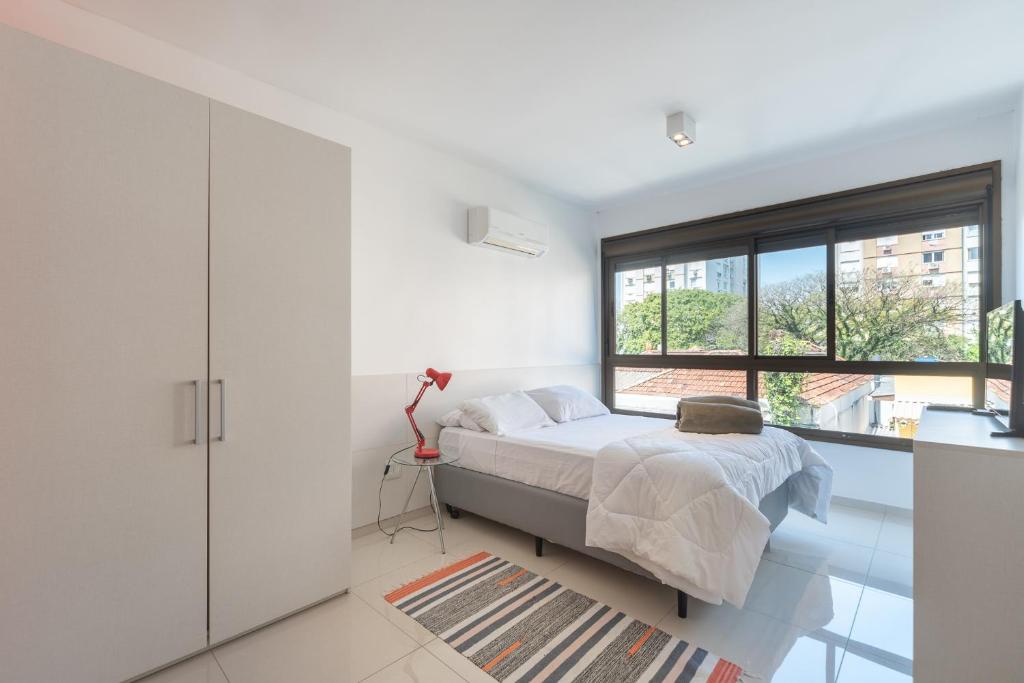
[
  {"x1": 675, "y1": 394, "x2": 760, "y2": 423},
  {"x1": 676, "y1": 400, "x2": 764, "y2": 434}
]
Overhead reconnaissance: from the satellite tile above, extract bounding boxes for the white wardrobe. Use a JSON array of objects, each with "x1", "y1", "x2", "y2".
[{"x1": 0, "y1": 25, "x2": 351, "y2": 683}]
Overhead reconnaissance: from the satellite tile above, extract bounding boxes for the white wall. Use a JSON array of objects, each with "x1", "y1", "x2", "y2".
[
  {"x1": 595, "y1": 110, "x2": 1024, "y2": 509},
  {"x1": 815, "y1": 443, "x2": 912, "y2": 510},
  {"x1": 0, "y1": 2, "x2": 599, "y2": 529}
]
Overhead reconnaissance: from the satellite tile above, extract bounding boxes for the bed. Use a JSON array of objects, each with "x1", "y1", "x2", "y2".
[{"x1": 433, "y1": 413, "x2": 804, "y2": 618}]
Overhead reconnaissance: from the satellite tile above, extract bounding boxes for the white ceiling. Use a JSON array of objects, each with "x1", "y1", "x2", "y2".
[{"x1": 67, "y1": 0, "x2": 1024, "y2": 207}]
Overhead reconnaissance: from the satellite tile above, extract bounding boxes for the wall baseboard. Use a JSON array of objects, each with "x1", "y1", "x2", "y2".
[{"x1": 832, "y1": 494, "x2": 911, "y2": 516}]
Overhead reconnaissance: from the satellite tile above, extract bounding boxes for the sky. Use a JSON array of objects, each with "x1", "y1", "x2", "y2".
[{"x1": 758, "y1": 245, "x2": 826, "y2": 287}]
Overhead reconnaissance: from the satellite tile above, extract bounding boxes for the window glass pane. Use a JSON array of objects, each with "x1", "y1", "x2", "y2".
[
  {"x1": 835, "y1": 225, "x2": 980, "y2": 362},
  {"x1": 614, "y1": 265, "x2": 661, "y2": 354},
  {"x1": 614, "y1": 367, "x2": 746, "y2": 415},
  {"x1": 665, "y1": 255, "x2": 747, "y2": 354},
  {"x1": 985, "y1": 378, "x2": 1012, "y2": 413},
  {"x1": 758, "y1": 372, "x2": 971, "y2": 437},
  {"x1": 757, "y1": 245, "x2": 827, "y2": 355}
]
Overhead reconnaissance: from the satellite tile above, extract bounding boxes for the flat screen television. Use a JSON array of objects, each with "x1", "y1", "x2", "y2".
[{"x1": 984, "y1": 300, "x2": 1024, "y2": 436}]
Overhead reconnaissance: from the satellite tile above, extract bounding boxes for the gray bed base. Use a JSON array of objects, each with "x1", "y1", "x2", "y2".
[{"x1": 434, "y1": 464, "x2": 790, "y2": 619}]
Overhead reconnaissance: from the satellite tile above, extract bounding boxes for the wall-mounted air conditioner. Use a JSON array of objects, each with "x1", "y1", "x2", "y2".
[{"x1": 467, "y1": 207, "x2": 548, "y2": 258}]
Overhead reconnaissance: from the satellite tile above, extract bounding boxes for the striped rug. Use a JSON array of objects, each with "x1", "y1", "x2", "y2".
[{"x1": 384, "y1": 551, "x2": 745, "y2": 683}]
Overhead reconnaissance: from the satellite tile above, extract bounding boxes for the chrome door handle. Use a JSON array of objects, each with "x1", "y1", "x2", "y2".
[
  {"x1": 214, "y1": 379, "x2": 225, "y2": 441},
  {"x1": 193, "y1": 380, "x2": 205, "y2": 445}
]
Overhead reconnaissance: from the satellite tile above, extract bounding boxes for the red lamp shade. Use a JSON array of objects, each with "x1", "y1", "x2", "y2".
[
  {"x1": 405, "y1": 368, "x2": 453, "y2": 458},
  {"x1": 426, "y1": 367, "x2": 452, "y2": 391}
]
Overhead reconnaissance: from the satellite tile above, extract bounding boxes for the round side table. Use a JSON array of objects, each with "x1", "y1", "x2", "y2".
[{"x1": 389, "y1": 451, "x2": 459, "y2": 553}]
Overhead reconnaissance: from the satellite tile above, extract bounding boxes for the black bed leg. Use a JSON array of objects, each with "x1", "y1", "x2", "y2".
[
  {"x1": 535, "y1": 536, "x2": 544, "y2": 557},
  {"x1": 677, "y1": 590, "x2": 688, "y2": 619},
  {"x1": 445, "y1": 504, "x2": 461, "y2": 519}
]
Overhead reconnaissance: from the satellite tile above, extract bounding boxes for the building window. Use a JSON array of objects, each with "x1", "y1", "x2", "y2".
[
  {"x1": 920, "y1": 274, "x2": 946, "y2": 287},
  {"x1": 876, "y1": 256, "x2": 898, "y2": 271},
  {"x1": 602, "y1": 163, "x2": 998, "y2": 450}
]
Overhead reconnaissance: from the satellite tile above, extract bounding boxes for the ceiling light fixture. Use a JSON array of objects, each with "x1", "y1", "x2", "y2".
[{"x1": 666, "y1": 111, "x2": 696, "y2": 148}]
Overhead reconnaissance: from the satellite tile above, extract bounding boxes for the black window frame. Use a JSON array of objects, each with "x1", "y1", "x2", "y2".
[{"x1": 601, "y1": 162, "x2": 1001, "y2": 451}]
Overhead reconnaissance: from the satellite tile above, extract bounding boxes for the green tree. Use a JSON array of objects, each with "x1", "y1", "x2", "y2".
[
  {"x1": 987, "y1": 304, "x2": 1014, "y2": 363},
  {"x1": 834, "y1": 271, "x2": 970, "y2": 361},
  {"x1": 760, "y1": 335, "x2": 809, "y2": 426},
  {"x1": 762, "y1": 372, "x2": 806, "y2": 425},
  {"x1": 616, "y1": 293, "x2": 663, "y2": 353},
  {"x1": 616, "y1": 288, "x2": 746, "y2": 354},
  {"x1": 759, "y1": 271, "x2": 972, "y2": 361},
  {"x1": 758, "y1": 273, "x2": 827, "y2": 352}
]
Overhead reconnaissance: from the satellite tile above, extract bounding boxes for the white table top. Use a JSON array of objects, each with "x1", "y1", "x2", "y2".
[{"x1": 915, "y1": 407, "x2": 1024, "y2": 457}]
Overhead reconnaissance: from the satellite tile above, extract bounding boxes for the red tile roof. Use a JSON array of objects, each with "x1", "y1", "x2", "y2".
[
  {"x1": 620, "y1": 368, "x2": 872, "y2": 408},
  {"x1": 619, "y1": 369, "x2": 746, "y2": 398},
  {"x1": 986, "y1": 378, "x2": 1012, "y2": 403},
  {"x1": 797, "y1": 373, "x2": 873, "y2": 407}
]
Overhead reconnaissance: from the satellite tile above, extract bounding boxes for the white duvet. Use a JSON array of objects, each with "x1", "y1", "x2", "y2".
[{"x1": 585, "y1": 426, "x2": 833, "y2": 608}]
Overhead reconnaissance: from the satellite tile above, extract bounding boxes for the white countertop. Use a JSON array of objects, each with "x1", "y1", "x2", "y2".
[{"x1": 915, "y1": 407, "x2": 1024, "y2": 457}]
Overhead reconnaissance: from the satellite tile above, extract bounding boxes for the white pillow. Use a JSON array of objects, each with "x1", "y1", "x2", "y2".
[
  {"x1": 460, "y1": 391, "x2": 555, "y2": 436},
  {"x1": 526, "y1": 385, "x2": 610, "y2": 423},
  {"x1": 437, "y1": 409, "x2": 463, "y2": 427},
  {"x1": 436, "y1": 409, "x2": 485, "y2": 432}
]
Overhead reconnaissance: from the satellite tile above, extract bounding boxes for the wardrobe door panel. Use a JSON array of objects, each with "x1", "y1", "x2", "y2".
[
  {"x1": 0, "y1": 26, "x2": 209, "y2": 682},
  {"x1": 209, "y1": 102, "x2": 351, "y2": 643}
]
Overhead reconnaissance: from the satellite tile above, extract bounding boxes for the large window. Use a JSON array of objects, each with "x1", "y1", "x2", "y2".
[
  {"x1": 614, "y1": 262, "x2": 661, "y2": 355},
  {"x1": 757, "y1": 244, "x2": 827, "y2": 356},
  {"x1": 602, "y1": 163, "x2": 999, "y2": 449},
  {"x1": 666, "y1": 254, "x2": 747, "y2": 355}
]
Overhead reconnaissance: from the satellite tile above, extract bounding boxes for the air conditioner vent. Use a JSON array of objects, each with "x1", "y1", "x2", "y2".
[{"x1": 468, "y1": 207, "x2": 548, "y2": 258}]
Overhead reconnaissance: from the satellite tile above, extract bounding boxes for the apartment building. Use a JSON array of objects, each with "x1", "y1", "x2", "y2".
[
  {"x1": 617, "y1": 256, "x2": 747, "y2": 309},
  {"x1": 837, "y1": 225, "x2": 981, "y2": 337}
]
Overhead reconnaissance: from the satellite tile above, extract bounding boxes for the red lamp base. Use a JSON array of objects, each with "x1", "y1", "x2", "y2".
[{"x1": 414, "y1": 447, "x2": 440, "y2": 459}]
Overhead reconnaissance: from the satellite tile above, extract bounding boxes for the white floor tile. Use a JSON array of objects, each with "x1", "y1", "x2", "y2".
[
  {"x1": 865, "y1": 549, "x2": 912, "y2": 598},
  {"x1": 779, "y1": 503, "x2": 884, "y2": 548},
  {"x1": 353, "y1": 550, "x2": 477, "y2": 645},
  {"x1": 352, "y1": 528, "x2": 441, "y2": 587},
  {"x1": 765, "y1": 527, "x2": 874, "y2": 584},
  {"x1": 213, "y1": 593, "x2": 419, "y2": 683},
  {"x1": 137, "y1": 653, "x2": 228, "y2": 683},
  {"x1": 876, "y1": 511, "x2": 913, "y2": 557},
  {"x1": 769, "y1": 631, "x2": 847, "y2": 683},
  {"x1": 744, "y1": 559, "x2": 863, "y2": 638},
  {"x1": 424, "y1": 639, "x2": 495, "y2": 683},
  {"x1": 546, "y1": 552, "x2": 676, "y2": 626},
  {"x1": 361, "y1": 648, "x2": 465, "y2": 683},
  {"x1": 655, "y1": 600, "x2": 845, "y2": 682},
  {"x1": 837, "y1": 649, "x2": 913, "y2": 682},
  {"x1": 407, "y1": 512, "x2": 577, "y2": 576},
  {"x1": 137, "y1": 503, "x2": 914, "y2": 683},
  {"x1": 847, "y1": 586, "x2": 913, "y2": 663}
]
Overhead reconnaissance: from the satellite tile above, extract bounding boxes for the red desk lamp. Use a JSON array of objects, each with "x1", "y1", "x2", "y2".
[{"x1": 405, "y1": 368, "x2": 452, "y2": 458}]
